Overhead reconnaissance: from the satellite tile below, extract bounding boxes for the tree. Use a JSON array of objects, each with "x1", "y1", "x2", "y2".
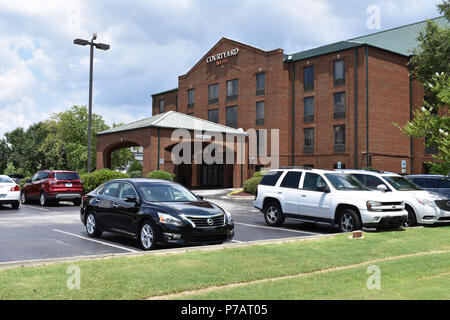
[
  {"x1": 0, "y1": 139, "x2": 10, "y2": 174},
  {"x1": 399, "y1": 2, "x2": 450, "y2": 175}
]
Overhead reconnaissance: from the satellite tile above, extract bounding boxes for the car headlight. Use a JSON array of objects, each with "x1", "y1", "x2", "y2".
[
  {"x1": 157, "y1": 212, "x2": 183, "y2": 227},
  {"x1": 366, "y1": 200, "x2": 382, "y2": 211},
  {"x1": 414, "y1": 198, "x2": 434, "y2": 207},
  {"x1": 224, "y1": 210, "x2": 233, "y2": 223}
]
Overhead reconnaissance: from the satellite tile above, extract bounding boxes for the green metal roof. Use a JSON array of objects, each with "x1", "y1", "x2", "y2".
[
  {"x1": 151, "y1": 88, "x2": 178, "y2": 97},
  {"x1": 97, "y1": 111, "x2": 246, "y2": 135},
  {"x1": 286, "y1": 16, "x2": 448, "y2": 62}
]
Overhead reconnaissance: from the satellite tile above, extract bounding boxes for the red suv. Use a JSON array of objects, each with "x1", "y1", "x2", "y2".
[{"x1": 21, "y1": 170, "x2": 84, "y2": 206}]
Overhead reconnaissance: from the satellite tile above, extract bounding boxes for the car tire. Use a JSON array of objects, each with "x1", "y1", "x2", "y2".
[
  {"x1": 40, "y1": 191, "x2": 49, "y2": 207},
  {"x1": 404, "y1": 206, "x2": 417, "y2": 227},
  {"x1": 20, "y1": 192, "x2": 28, "y2": 204},
  {"x1": 263, "y1": 202, "x2": 285, "y2": 226},
  {"x1": 11, "y1": 201, "x2": 19, "y2": 209},
  {"x1": 73, "y1": 198, "x2": 82, "y2": 206},
  {"x1": 85, "y1": 212, "x2": 103, "y2": 238},
  {"x1": 139, "y1": 221, "x2": 158, "y2": 251},
  {"x1": 338, "y1": 208, "x2": 362, "y2": 233}
]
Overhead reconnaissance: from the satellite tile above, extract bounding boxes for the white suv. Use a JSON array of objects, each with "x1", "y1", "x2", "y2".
[
  {"x1": 253, "y1": 168, "x2": 407, "y2": 232},
  {"x1": 342, "y1": 169, "x2": 450, "y2": 226}
]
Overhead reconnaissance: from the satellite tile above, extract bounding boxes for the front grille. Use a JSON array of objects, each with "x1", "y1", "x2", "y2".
[
  {"x1": 438, "y1": 217, "x2": 450, "y2": 221},
  {"x1": 185, "y1": 214, "x2": 225, "y2": 228},
  {"x1": 381, "y1": 202, "x2": 403, "y2": 206},
  {"x1": 435, "y1": 200, "x2": 450, "y2": 212},
  {"x1": 380, "y1": 216, "x2": 405, "y2": 225}
]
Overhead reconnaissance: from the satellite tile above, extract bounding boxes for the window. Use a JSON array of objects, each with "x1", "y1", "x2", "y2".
[
  {"x1": 256, "y1": 101, "x2": 265, "y2": 125},
  {"x1": 159, "y1": 99, "x2": 165, "y2": 113},
  {"x1": 226, "y1": 106, "x2": 238, "y2": 128},
  {"x1": 38, "y1": 172, "x2": 50, "y2": 180},
  {"x1": 352, "y1": 174, "x2": 388, "y2": 190},
  {"x1": 334, "y1": 92, "x2": 346, "y2": 119},
  {"x1": 334, "y1": 125, "x2": 346, "y2": 152},
  {"x1": 55, "y1": 172, "x2": 79, "y2": 180},
  {"x1": 188, "y1": 89, "x2": 194, "y2": 108},
  {"x1": 304, "y1": 66, "x2": 314, "y2": 91},
  {"x1": 303, "y1": 96, "x2": 314, "y2": 122},
  {"x1": 226, "y1": 79, "x2": 238, "y2": 101},
  {"x1": 119, "y1": 183, "x2": 137, "y2": 200},
  {"x1": 334, "y1": 60, "x2": 345, "y2": 85},
  {"x1": 208, "y1": 83, "x2": 219, "y2": 104},
  {"x1": 101, "y1": 182, "x2": 121, "y2": 198},
  {"x1": 259, "y1": 171, "x2": 283, "y2": 186},
  {"x1": 256, "y1": 72, "x2": 265, "y2": 95},
  {"x1": 303, "y1": 173, "x2": 328, "y2": 192},
  {"x1": 280, "y1": 171, "x2": 303, "y2": 189},
  {"x1": 208, "y1": 109, "x2": 219, "y2": 123},
  {"x1": 304, "y1": 128, "x2": 314, "y2": 154}
]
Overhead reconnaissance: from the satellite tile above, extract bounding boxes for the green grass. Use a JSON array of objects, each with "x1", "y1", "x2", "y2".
[{"x1": 0, "y1": 227, "x2": 450, "y2": 299}]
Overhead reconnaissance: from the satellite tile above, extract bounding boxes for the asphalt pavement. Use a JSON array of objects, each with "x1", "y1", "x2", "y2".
[{"x1": 0, "y1": 189, "x2": 336, "y2": 264}]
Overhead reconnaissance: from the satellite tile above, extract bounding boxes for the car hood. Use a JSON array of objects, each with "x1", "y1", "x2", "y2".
[
  {"x1": 406, "y1": 190, "x2": 447, "y2": 201},
  {"x1": 146, "y1": 200, "x2": 224, "y2": 216}
]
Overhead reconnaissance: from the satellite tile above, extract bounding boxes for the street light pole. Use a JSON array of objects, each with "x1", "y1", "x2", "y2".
[{"x1": 74, "y1": 33, "x2": 110, "y2": 173}]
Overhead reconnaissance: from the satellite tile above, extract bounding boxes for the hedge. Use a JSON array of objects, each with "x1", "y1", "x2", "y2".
[
  {"x1": 128, "y1": 170, "x2": 143, "y2": 178},
  {"x1": 147, "y1": 170, "x2": 175, "y2": 181},
  {"x1": 80, "y1": 169, "x2": 130, "y2": 193},
  {"x1": 243, "y1": 176, "x2": 263, "y2": 195}
]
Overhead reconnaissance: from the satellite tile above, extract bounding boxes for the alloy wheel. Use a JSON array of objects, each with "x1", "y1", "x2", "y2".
[
  {"x1": 266, "y1": 206, "x2": 278, "y2": 223},
  {"x1": 140, "y1": 224, "x2": 154, "y2": 250},
  {"x1": 86, "y1": 214, "x2": 96, "y2": 235},
  {"x1": 340, "y1": 213, "x2": 354, "y2": 232}
]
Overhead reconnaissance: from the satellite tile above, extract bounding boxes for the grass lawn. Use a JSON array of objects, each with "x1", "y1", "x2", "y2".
[{"x1": 0, "y1": 226, "x2": 449, "y2": 299}]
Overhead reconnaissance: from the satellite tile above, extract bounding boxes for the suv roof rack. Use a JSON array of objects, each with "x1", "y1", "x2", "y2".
[{"x1": 278, "y1": 166, "x2": 313, "y2": 170}]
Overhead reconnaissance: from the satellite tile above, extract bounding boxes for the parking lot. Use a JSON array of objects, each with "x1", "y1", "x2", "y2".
[{"x1": 0, "y1": 189, "x2": 336, "y2": 264}]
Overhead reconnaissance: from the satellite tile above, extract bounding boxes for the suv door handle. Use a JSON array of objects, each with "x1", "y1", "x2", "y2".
[
  {"x1": 112, "y1": 203, "x2": 119, "y2": 208},
  {"x1": 301, "y1": 195, "x2": 306, "y2": 197}
]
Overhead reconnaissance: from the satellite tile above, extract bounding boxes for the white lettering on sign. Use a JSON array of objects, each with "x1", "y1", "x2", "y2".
[{"x1": 206, "y1": 48, "x2": 239, "y2": 64}]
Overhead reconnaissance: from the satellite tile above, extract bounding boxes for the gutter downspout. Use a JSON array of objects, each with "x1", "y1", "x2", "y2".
[
  {"x1": 409, "y1": 63, "x2": 414, "y2": 174},
  {"x1": 157, "y1": 128, "x2": 161, "y2": 170},
  {"x1": 365, "y1": 45, "x2": 369, "y2": 168},
  {"x1": 354, "y1": 47, "x2": 358, "y2": 169},
  {"x1": 291, "y1": 62, "x2": 296, "y2": 166}
]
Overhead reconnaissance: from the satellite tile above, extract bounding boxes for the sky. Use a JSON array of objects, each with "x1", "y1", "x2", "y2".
[{"x1": 0, "y1": 0, "x2": 443, "y2": 137}]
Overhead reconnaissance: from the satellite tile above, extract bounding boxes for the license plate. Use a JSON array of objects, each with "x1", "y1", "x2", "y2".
[{"x1": 65, "y1": 183, "x2": 72, "y2": 187}]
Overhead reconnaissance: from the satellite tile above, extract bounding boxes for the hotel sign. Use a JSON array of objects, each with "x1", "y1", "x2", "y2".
[{"x1": 206, "y1": 48, "x2": 239, "y2": 66}]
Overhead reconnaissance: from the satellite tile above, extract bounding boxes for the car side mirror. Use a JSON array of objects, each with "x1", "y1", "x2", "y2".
[
  {"x1": 197, "y1": 195, "x2": 204, "y2": 201},
  {"x1": 377, "y1": 184, "x2": 388, "y2": 192},
  {"x1": 124, "y1": 196, "x2": 140, "y2": 204},
  {"x1": 317, "y1": 185, "x2": 330, "y2": 193}
]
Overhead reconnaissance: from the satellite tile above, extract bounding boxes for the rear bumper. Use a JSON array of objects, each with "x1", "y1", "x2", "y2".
[
  {"x1": 0, "y1": 192, "x2": 20, "y2": 203},
  {"x1": 48, "y1": 193, "x2": 83, "y2": 201}
]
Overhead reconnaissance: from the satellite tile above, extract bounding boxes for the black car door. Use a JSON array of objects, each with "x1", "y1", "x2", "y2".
[
  {"x1": 94, "y1": 181, "x2": 121, "y2": 231},
  {"x1": 108, "y1": 182, "x2": 141, "y2": 236}
]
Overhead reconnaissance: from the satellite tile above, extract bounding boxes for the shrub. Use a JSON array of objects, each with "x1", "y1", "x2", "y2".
[
  {"x1": 147, "y1": 170, "x2": 175, "y2": 181},
  {"x1": 243, "y1": 176, "x2": 263, "y2": 195},
  {"x1": 81, "y1": 169, "x2": 129, "y2": 193},
  {"x1": 128, "y1": 170, "x2": 143, "y2": 178},
  {"x1": 127, "y1": 160, "x2": 142, "y2": 174}
]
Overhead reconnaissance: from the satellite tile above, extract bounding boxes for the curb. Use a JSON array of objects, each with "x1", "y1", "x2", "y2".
[
  {"x1": 0, "y1": 233, "x2": 338, "y2": 271},
  {"x1": 222, "y1": 195, "x2": 255, "y2": 200}
]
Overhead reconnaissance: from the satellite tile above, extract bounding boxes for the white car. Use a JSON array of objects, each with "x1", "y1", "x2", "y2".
[
  {"x1": 342, "y1": 170, "x2": 450, "y2": 226},
  {"x1": 0, "y1": 175, "x2": 21, "y2": 209},
  {"x1": 253, "y1": 168, "x2": 407, "y2": 232}
]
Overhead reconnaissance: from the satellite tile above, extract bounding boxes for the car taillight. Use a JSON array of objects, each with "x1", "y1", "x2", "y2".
[{"x1": 10, "y1": 185, "x2": 20, "y2": 192}]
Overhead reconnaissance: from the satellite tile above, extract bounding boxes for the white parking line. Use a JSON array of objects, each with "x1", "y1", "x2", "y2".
[
  {"x1": 234, "y1": 222, "x2": 322, "y2": 235},
  {"x1": 22, "y1": 205, "x2": 50, "y2": 212},
  {"x1": 53, "y1": 229, "x2": 139, "y2": 253},
  {"x1": 231, "y1": 239, "x2": 244, "y2": 243}
]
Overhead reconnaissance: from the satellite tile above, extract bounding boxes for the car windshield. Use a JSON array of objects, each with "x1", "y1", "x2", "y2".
[
  {"x1": 136, "y1": 183, "x2": 198, "y2": 202},
  {"x1": 383, "y1": 176, "x2": 421, "y2": 191},
  {"x1": 55, "y1": 172, "x2": 80, "y2": 180},
  {"x1": 325, "y1": 173, "x2": 369, "y2": 190},
  {"x1": 0, "y1": 176, "x2": 13, "y2": 183}
]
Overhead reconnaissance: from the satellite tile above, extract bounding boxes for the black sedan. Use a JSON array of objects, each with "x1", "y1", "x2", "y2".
[{"x1": 80, "y1": 178, "x2": 234, "y2": 250}]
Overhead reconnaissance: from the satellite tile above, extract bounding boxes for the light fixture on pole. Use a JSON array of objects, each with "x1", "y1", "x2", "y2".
[{"x1": 74, "y1": 33, "x2": 110, "y2": 173}]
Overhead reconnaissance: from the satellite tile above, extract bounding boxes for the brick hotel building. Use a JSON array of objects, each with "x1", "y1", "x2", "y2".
[{"x1": 97, "y1": 17, "x2": 448, "y2": 188}]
